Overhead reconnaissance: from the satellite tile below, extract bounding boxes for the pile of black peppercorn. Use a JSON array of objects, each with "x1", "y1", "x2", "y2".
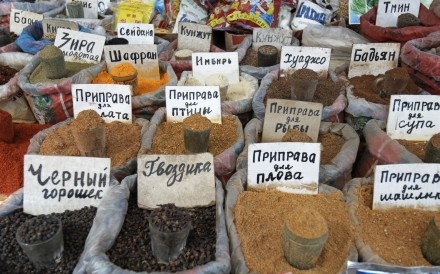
[{"x1": 17, "y1": 215, "x2": 60, "y2": 244}]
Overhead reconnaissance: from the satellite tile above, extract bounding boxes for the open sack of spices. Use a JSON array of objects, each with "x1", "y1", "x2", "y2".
[
  {"x1": 91, "y1": 61, "x2": 177, "y2": 119},
  {"x1": 360, "y1": 4, "x2": 440, "y2": 43},
  {"x1": 141, "y1": 107, "x2": 244, "y2": 179},
  {"x1": 401, "y1": 31, "x2": 440, "y2": 94},
  {"x1": 177, "y1": 70, "x2": 258, "y2": 118},
  {"x1": 345, "y1": 67, "x2": 423, "y2": 136},
  {"x1": 235, "y1": 118, "x2": 359, "y2": 190},
  {"x1": 343, "y1": 177, "x2": 440, "y2": 269},
  {"x1": 237, "y1": 35, "x2": 299, "y2": 80},
  {"x1": 0, "y1": 52, "x2": 36, "y2": 123},
  {"x1": 355, "y1": 119, "x2": 424, "y2": 178},
  {"x1": 0, "y1": 176, "x2": 119, "y2": 274},
  {"x1": 26, "y1": 109, "x2": 150, "y2": 181},
  {"x1": 18, "y1": 46, "x2": 105, "y2": 124},
  {"x1": 253, "y1": 67, "x2": 348, "y2": 123},
  {"x1": 74, "y1": 174, "x2": 231, "y2": 274},
  {"x1": 226, "y1": 168, "x2": 358, "y2": 274}
]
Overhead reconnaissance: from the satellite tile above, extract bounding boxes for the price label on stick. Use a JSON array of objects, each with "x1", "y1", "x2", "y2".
[
  {"x1": 247, "y1": 142, "x2": 320, "y2": 194},
  {"x1": 178, "y1": 22, "x2": 212, "y2": 52},
  {"x1": 376, "y1": 0, "x2": 420, "y2": 27},
  {"x1": 373, "y1": 163, "x2": 440, "y2": 211},
  {"x1": 10, "y1": 9, "x2": 43, "y2": 35},
  {"x1": 117, "y1": 23, "x2": 155, "y2": 45},
  {"x1": 279, "y1": 46, "x2": 331, "y2": 78},
  {"x1": 137, "y1": 153, "x2": 216, "y2": 209},
  {"x1": 253, "y1": 28, "x2": 293, "y2": 51},
  {"x1": 192, "y1": 52, "x2": 239, "y2": 85},
  {"x1": 23, "y1": 155, "x2": 111, "y2": 215}
]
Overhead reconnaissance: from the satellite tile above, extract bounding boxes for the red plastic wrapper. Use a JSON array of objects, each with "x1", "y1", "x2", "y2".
[
  {"x1": 207, "y1": 1, "x2": 231, "y2": 29},
  {"x1": 226, "y1": 0, "x2": 281, "y2": 29},
  {"x1": 360, "y1": 5, "x2": 440, "y2": 43}
]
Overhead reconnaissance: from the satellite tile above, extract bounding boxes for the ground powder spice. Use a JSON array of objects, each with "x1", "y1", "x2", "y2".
[
  {"x1": 319, "y1": 133, "x2": 345, "y2": 165},
  {"x1": 29, "y1": 62, "x2": 92, "y2": 84},
  {"x1": 356, "y1": 184, "x2": 434, "y2": 266},
  {"x1": 182, "y1": 114, "x2": 212, "y2": 131},
  {"x1": 281, "y1": 129, "x2": 312, "y2": 143},
  {"x1": 150, "y1": 116, "x2": 238, "y2": 156},
  {"x1": 0, "y1": 123, "x2": 50, "y2": 195},
  {"x1": 39, "y1": 120, "x2": 141, "y2": 167},
  {"x1": 396, "y1": 139, "x2": 427, "y2": 160},
  {"x1": 234, "y1": 190, "x2": 355, "y2": 273}
]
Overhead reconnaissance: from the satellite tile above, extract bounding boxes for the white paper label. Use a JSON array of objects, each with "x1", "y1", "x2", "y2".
[
  {"x1": 253, "y1": 28, "x2": 293, "y2": 51},
  {"x1": 192, "y1": 52, "x2": 239, "y2": 85},
  {"x1": 280, "y1": 46, "x2": 331, "y2": 78},
  {"x1": 54, "y1": 28, "x2": 105, "y2": 64},
  {"x1": 104, "y1": 44, "x2": 160, "y2": 79},
  {"x1": 165, "y1": 86, "x2": 222, "y2": 123},
  {"x1": 66, "y1": 0, "x2": 98, "y2": 19},
  {"x1": 247, "y1": 142, "x2": 320, "y2": 194},
  {"x1": 348, "y1": 43, "x2": 400, "y2": 78},
  {"x1": 23, "y1": 155, "x2": 111, "y2": 215},
  {"x1": 178, "y1": 22, "x2": 212, "y2": 52},
  {"x1": 373, "y1": 164, "x2": 440, "y2": 210},
  {"x1": 387, "y1": 95, "x2": 440, "y2": 141},
  {"x1": 42, "y1": 19, "x2": 79, "y2": 40},
  {"x1": 137, "y1": 153, "x2": 216, "y2": 209},
  {"x1": 72, "y1": 84, "x2": 132, "y2": 123},
  {"x1": 376, "y1": 0, "x2": 420, "y2": 27},
  {"x1": 10, "y1": 9, "x2": 43, "y2": 35},
  {"x1": 262, "y1": 99, "x2": 323, "y2": 142},
  {"x1": 117, "y1": 23, "x2": 155, "y2": 45}
]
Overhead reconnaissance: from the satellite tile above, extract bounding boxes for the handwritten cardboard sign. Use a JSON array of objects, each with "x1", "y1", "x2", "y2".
[
  {"x1": 373, "y1": 163, "x2": 440, "y2": 210},
  {"x1": 72, "y1": 84, "x2": 132, "y2": 123},
  {"x1": 117, "y1": 23, "x2": 155, "y2": 44},
  {"x1": 348, "y1": 43, "x2": 400, "y2": 78},
  {"x1": 262, "y1": 99, "x2": 322, "y2": 142},
  {"x1": 10, "y1": 9, "x2": 43, "y2": 35},
  {"x1": 253, "y1": 28, "x2": 293, "y2": 51},
  {"x1": 66, "y1": 0, "x2": 98, "y2": 19},
  {"x1": 192, "y1": 52, "x2": 239, "y2": 85},
  {"x1": 104, "y1": 44, "x2": 159, "y2": 79},
  {"x1": 54, "y1": 28, "x2": 105, "y2": 64},
  {"x1": 137, "y1": 153, "x2": 216, "y2": 209},
  {"x1": 387, "y1": 95, "x2": 440, "y2": 141},
  {"x1": 247, "y1": 142, "x2": 320, "y2": 194},
  {"x1": 165, "y1": 86, "x2": 222, "y2": 123},
  {"x1": 178, "y1": 22, "x2": 212, "y2": 52},
  {"x1": 23, "y1": 155, "x2": 111, "y2": 215},
  {"x1": 42, "y1": 19, "x2": 79, "y2": 40},
  {"x1": 376, "y1": 0, "x2": 420, "y2": 27},
  {"x1": 280, "y1": 46, "x2": 331, "y2": 78}
]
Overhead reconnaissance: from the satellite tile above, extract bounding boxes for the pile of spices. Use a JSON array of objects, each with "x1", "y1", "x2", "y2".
[
  {"x1": 319, "y1": 133, "x2": 346, "y2": 165},
  {"x1": 92, "y1": 71, "x2": 114, "y2": 84},
  {"x1": 356, "y1": 184, "x2": 434, "y2": 266},
  {"x1": 281, "y1": 129, "x2": 313, "y2": 143},
  {"x1": 29, "y1": 62, "x2": 92, "y2": 84},
  {"x1": 396, "y1": 139, "x2": 427, "y2": 160},
  {"x1": 150, "y1": 116, "x2": 238, "y2": 156},
  {"x1": 0, "y1": 206, "x2": 97, "y2": 274},
  {"x1": 107, "y1": 192, "x2": 216, "y2": 272},
  {"x1": 240, "y1": 47, "x2": 281, "y2": 67},
  {"x1": 0, "y1": 65, "x2": 18, "y2": 85},
  {"x1": 234, "y1": 190, "x2": 355, "y2": 273},
  {"x1": 109, "y1": 62, "x2": 137, "y2": 78},
  {"x1": 0, "y1": 123, "x2": 50, "y2": 195},
  {"x1": 39, "y1": 118, "x2": 141, "y2": 168}
]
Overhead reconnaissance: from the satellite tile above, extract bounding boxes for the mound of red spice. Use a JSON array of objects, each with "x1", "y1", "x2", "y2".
[{"x1": 0, "y1": 123, "x2": 50, "y2": 195}]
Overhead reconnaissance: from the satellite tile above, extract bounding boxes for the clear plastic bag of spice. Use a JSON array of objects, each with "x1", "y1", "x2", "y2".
[
  {"x1": 347, "y1": 261, "x2": 440, "y2": 273},
  {"x1": 74, "y1": 174, "x2": 231, "y2": 274}
]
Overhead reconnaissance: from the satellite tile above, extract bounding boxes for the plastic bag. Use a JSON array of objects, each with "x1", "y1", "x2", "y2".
[
  {"x1": 172, "y1": 0, "x2": 209, "y2": 33},
  {"x1": 74, "y1": 174, "x2": 231, "y2": 274},
  {"x1": 347, "y1": 261, "x2": 440, "y2": 273},
  {"x1": 18, "y1": 57, "x2": 105, "y2": 124},
  {"x1": 360, "y1": 5, "x2": 440, "y2": 43},
  {"x1": 26, "y1": 117, "x2": 150, "y2": 181},
  {"x1": 0, "y1": 188, "x2": 23, "y2": 217},
  {"x1": 0, "y1": 52, "x2": 35, "y2": 122},
  {"x1": 226, "y1": 0, "x2": 281, "y2": 29},
  {"x1": 252, "y1": 67, "x2": 348, "y2": 122},
  {"x1": 177, "y1": 71, "x2": 259, "y2": 116},
  {"x1": 142, "y1": 107, "x2": 244, "y2": 177},
  {"x1": 207, "y1": 1, "x2": 231, "y2": 29},
  {"x1": 226, "y1": 168, "x2": 358, "y2": 274}
]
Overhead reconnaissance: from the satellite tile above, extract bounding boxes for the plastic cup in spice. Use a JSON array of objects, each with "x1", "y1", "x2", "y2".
[
  {"x1": 39, "y1": 45, "x2": 67, "y2": 80},
  {"x1": 109, "y1": 62, "x2": 138, "y2": 95},
  {"x1": 182, "y1": 114, "x2": 212, "y2": 154},
  {"x1": 148, "y1": 204, "x2": 192, "y2": 262},
  {"x1": 174, "y1": 49, "x2": 193, "y2": 61},
  {"x1": 16, "y1": 215, "x2": 64, "y2": 268},
  {"x1": 0, "y1": 109, "x2": 14, "y2": 143},
  {"x1": 71, "y1": 110, "x2": 106, "y2": 157},
  {"x1": 205, "y1": 73, "x2": 229, "y2": 102},
  {"x1": 282, "y1": 208, "x2": 328, "y2": 270},
  {"x1": 424, "y1": 133, "x2": 440, "y2": 163},
  {"x1": 257, "y1": 45, "x2": 278, "y2": 67},
  {"x1": 66, "y1": 1, "x2": 84, "y2": 18},
  {"x1": 290, "y1": 68, "x2": 319, "y2": 102},
  {"x1": 374, "y1": 67, "x2": 410, "y2": 98},
  {"x1": 421, "y1": 214, "x2": 440, "y2": 265}
]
